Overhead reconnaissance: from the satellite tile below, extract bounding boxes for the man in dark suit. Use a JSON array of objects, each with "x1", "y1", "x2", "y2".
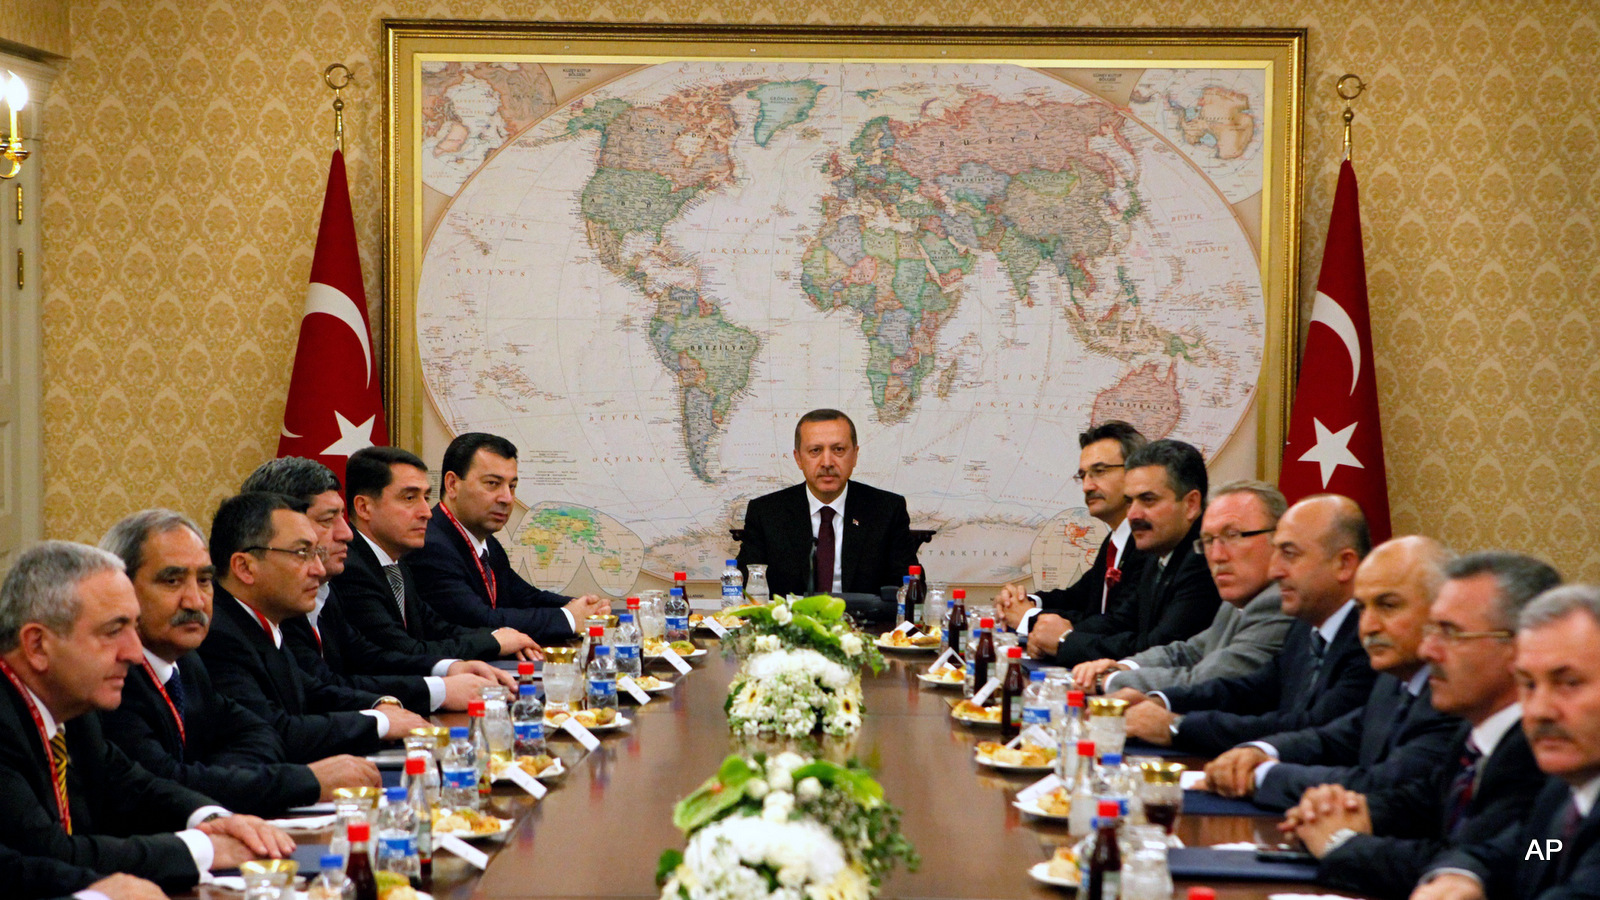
[
  {"x1": 242, "y1": 456, "x2": 510, "y2": 712},
  {"x1": 1119, "y1": 493, "x2": 1376, "y2": 755},
  {"x1": 197, "y1": 493, "x2": 430, "y2": 764},
  {"x1": 737, "y1": 409, "x2": 921, "y2": 597},
  {"x1": 0, "y1": 541, "x2": 293, "y2": 892},
  {"x1": 995, "y1": 420, "x2": 1148, "y2": 640},
  {"x1": 408, "y1": 433, "x2": 610, "y2": 644},
  {"x1": 1038, "y1": 438, "x2": 1222, "y2": 667},
  {"x1": 331, "y1": 446, "x2": 538, "y2": 662},
  {"x1": 1280, "y1": 552, "x2": 1561, "y2": 899},
  {"x1": 1415, "y1": 583, "x2": 1600, "y2": 900},
  {"x1": 1204, "y1": 535, "x2": 1464, "y2": 810},
  {"x1": 3, "y1": 842, "x2": 168, "y2": 900},
  {"x1": 97, "y1": 508, "x2": 379, "y2": 815}
]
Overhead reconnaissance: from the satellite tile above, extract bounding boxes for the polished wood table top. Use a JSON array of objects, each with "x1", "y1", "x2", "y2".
[{"x1": 205, "y1": 641, "x2": 1323, "y2": 900}]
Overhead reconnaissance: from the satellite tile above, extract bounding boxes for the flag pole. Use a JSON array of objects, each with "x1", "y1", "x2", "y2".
[
  {"x1": 1336, "y1": 73, "x2": 1365, "y2": 162},
  {"x1": 324, "y1": 63, "x2": 351, "y2": 154}
]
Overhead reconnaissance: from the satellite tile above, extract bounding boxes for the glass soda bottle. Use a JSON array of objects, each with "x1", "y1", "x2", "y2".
[
  {"x1": 614, "y1": 612, "x2": 642, "y2": 680},
  {"x1": 1068, "y1": 740, "x2": 1099, "y2": 836},
  {"x1": 948, "y1": 588, "x2": 968, "y2": 658},
  {"x1": 972, "y1": 616, "x2": 997, "y2": 697},
  {"x1": 1000, "y1": 645, "x2": 1027, "y2": 740},
  {"x1": 467, "y1": 700, "x2": 491, "y2": 797},
  {"x1": 441, "y1": 725, "x2": 478, "y2": 812},
  {"x1": 344, "y1": 821, "x2": 378, "y2": 900},
  {"x1": 1086, "y1": 799, "x2": 1123, "y2": 900},
  {"x1": 720, "y1": 559, "x2": 743, "y2": 609},
  {"x1": 511, "y1": 684, "x2": 546, "y2": 757},
  {"x1": 404, "y1": 755, "x2": 432, "y2": 881},
  {"x1": 903, "y1": 565, "x2": 925, "y2": 626}
]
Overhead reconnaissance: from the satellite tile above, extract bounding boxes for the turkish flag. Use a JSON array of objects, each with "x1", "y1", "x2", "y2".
[
  {"x1": 1279, "y1": 160, "x2": 1392, "y2": 543},
  {"x1": 277, "y1": 150, "x2": 388, "y2": 485}
]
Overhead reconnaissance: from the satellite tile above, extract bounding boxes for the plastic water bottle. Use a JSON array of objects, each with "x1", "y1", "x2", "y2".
[
  {"x1": 511, "y1": 684, "x2": 546, "y2": 757},
  {"x1": 587, "y1": 644, "x2": 617, "y2": 712},
  {"x1": 481, "y1": 689, "x2": 513, "y2": 767},
  {"x1": 307, "y1": 852, "x2": 354, "y2": 900},
  {"x1": 939, "y1": 596, "x2": 956, "y2": 651},
  {"x1": 403, "y1": 756, "x2": 432, "y2": 879},
  {"x1": 896, "y1": 575, "x2": 912, "y2": 625},
  {"x1": 441, "y1": 725, "x2": 478, "y2": 812},
  {"x1": 376, "y1": 786, "x2": 419, "y2": 882},
  {"x1": 720, "y1": 559, "x2": 743, "y2": 609},
  {"x1": 1022, "y1": 668, "x2": 1052, "y2": 732},
  {"x1": 467, "y1": 700, "x2": 491, "y2": 798},
  {"x1": 665, "y1": 587, "x2": 690, "y2": 643},
  {"x1": 614, "y1": 612, "x2": 642, "y2": 679}
]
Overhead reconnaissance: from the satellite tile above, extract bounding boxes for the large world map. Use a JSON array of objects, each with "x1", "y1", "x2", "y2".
[{"x1": 415, "y1": 60, "x2": 1266, "y2": 592}]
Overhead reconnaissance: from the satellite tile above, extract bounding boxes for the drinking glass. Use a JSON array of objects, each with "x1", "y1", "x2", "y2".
[
  {"x1": 1085, "y1": 696, "x2": 1129, "y2": 758},
  {"x1": 543, "y1": 649, "x2": 579, "y2": 714},
  {"x1": 1121, "y1": 841, "x2": 1173, "y2": 900},
  {"x1": 639, "y1": 590, "x2": 667, "y2": 641},
  {"x1": 745, "y1": 565, "x2": 771, "y2": 604},
  {"x1": 1139, "y1": 761, "x2": 1186, "y2": 835}
]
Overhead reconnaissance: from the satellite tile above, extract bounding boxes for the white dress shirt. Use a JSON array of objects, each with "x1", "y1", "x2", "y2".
[{"x1": 806, "y1": 483, "x2": 848, "y2": 594}]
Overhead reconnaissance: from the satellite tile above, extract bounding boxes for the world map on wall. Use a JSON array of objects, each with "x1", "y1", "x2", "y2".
[{"x1": 415, "y1": 60, "x2": 1267, "y2": 593}]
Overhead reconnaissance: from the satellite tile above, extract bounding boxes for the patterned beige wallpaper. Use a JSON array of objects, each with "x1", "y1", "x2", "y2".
[
  {"x1": 28, "y1": 0, "x2": 1600, "y2": 580},
  {"x1": 0, "y1": 0, "x2": 69, "y2": 59}
]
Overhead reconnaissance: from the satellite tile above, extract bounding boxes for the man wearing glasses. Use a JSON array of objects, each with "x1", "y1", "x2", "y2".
[
  {"x1": 1282, "y1": 552, "x2": 1558, "y2": 899},
  {"x1": 198, "y1": 492, "x2": 430, "y2": 761},
  {"x1": 995, "y1": 420, "x2": 1148, "y2": 643},
  {"x1": 1069, "y1": 480, "x2": 1294, "y2": 695}
]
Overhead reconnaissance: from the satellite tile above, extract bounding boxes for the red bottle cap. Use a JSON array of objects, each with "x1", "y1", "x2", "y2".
[
  {"x1": 468, "y1": 700, "x2": 485, "y2": 716},
  {"x1": 626, "y1": 596, "x2": 640, "y2": 609},
  {"x1": 1188, "y1": 890, "x2": 1217, "y2": 900},
  {"x1": 347, "y1": 821, "x2": 370, "y2": 842},
  {"x1": 980, "y1": 617, "x2": 995, "y2": 629},
  {"x1": 1007, "y1": 646, "x2": 1023, "y2": 658},
  {"x1": 405, "y1": 756, "x2": 425, "y2": 775},
  {"x1": 1077, "y1": 740, "x2": 1096, "y2": 756},
  {"x1": 589, "y1": 625, "x2": 605, "y2": 637},
  {"x1": 674, "y1": 571, "x2": 686, "y2": 580},
  {"x1": 518, "y1": 661, "x2": 536, "y2": 676},
  {"x1": 1098, "y1": 800, "x2": 1120, "y2": 817},
  {"x1": 909, "y1": 565, "x2": 922, "y2": 575},
  {"x1": 953, "y1": 588, "x2": 965, "y2": 599},
  {"x1": 1068, "y1": 690, "x2": 1086, "y2": 707}
]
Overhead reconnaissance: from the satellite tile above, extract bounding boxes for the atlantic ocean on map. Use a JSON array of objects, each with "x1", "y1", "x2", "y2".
[{"x1": 416, "y1": 61, "x2": 1265, "y2": 590}]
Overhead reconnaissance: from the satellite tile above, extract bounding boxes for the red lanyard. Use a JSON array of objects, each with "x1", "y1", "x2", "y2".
[
  {"x1": 239, "y1": 599, "x2": 278, "y2": 644},
  {"x1": 440, "y1": 503, "x2": 497, "y2": 607},
  {"x1": 0, "y1": 657, "x2": 72, "y2": 833},
  {"x1": 138, "y1": 659, "x2": 186, "y2": 748}
]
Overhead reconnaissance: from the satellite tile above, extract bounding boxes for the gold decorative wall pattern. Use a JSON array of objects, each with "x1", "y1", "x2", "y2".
[{"x1": 29, "y1": 0, "x2": 1600, "y2": 580}]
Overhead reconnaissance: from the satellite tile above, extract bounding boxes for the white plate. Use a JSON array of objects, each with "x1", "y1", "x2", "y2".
[
  {"x1": 491, "y1": 756, "x2": 566, "y2": 781},
  {"x1": 644, "y1": 647, "x2": 708, "y2": 660},
  {"x1": 916, "y1": 670, "x2": 963, "y2": 688},
  {"x1": 975, "y1": 751, "x2": 1056, "y2": 772},
  {"x1": 432, "y1": 815, "x2": 513, "y2": 840},
  {"x1": 1013, "y1": 797, "x2": 1073, "y2": 821},
  {"x1": 950, "y1": 705, "x2": 1002, "y2": 727},
  {"x1": 630, "y1": 676, "x2": 676, "y2": 693},
  {"x1": 876, "y1": 636, "x2": 941, "y2": 652},
  {"x1": 544, "y1": 712, "x2": 633, "y2": 732},
  {"x1": 1027, "y1": 861, "x2": 1080, "y2": 889}
]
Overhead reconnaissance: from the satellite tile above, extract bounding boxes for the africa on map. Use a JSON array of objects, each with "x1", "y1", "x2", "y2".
[{"x1": 414, "y1": 60, "x2": 1267, "y2": 591}]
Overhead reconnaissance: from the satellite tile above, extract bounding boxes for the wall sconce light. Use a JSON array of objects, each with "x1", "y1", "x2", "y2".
[{"x1": 2, "y1": 72, "x2": 30, "y2": 180}]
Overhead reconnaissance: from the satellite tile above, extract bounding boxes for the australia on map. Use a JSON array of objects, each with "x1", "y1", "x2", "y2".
[{"x1": 414, "y1": 60, "x2": 1267, "y2": 591}]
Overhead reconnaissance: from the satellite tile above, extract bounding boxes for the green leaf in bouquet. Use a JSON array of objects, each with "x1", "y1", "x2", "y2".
[
  {"x1": 792, "y1": 594, "x2": 845, "y2": 621},
  {"x1": 655, "y1": 849, "x2": 684, "y2": 887},
  {"x1": 672, "y1": 755, "x2": 758, "y2": 832}
]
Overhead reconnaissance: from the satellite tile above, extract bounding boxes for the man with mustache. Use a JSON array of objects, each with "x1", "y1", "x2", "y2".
[
  {"x1": 408, "y1": 433, "x2": 610, "y2": 644},
  {"x1": 993, "y1": 421, "x2": 1149, "y2": 646},
  {"x1": 1280, "y1": 552, "x2": 1558, "y2": 899},
  {"x1": 242, "y1": 457, "x2": 512, "y2": 713},
  {"x1": 1204, "y1": 535, "x2": 1464, "y2": 810},
  {"x1": 1038, "y1": 438, "x2": 1223, "y2": 667},
  {"x1": 1115, "y1": 493, "x2": 1376, "y2": 753},
  {"x1": 97, "y1": 509, "x2": 380, "y2": 815},
  {"x1": 737, "y1": 409, "x2": 921, "y2": 599},
  {"x1": 1414, "y1": 584, "x2": 1600, "y2": 900},
  {"x1": 1070, "y1": 480, "x2": 1293, "y2": 695}
]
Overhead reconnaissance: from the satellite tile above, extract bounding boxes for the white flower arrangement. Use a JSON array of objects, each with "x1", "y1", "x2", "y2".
[{"x1": 723, "y1": 596, "x2": 880, "y2": 738}]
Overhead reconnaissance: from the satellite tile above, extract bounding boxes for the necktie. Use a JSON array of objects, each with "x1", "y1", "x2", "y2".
[
  {"x1": 1443, "y1": 740, "x2": 1482, "y2": 837},
  {"x1": 165, "y1": 664, "x2": 187, "y2": 722},
  {"x1": 50, "y1": 730, "x2": 70, "y2": 834},
  {"x1": 1560, "y1": 796, "x2": 1583, "y2": 844},
  {"x1": 1385, "y1": 685, "x2": 1416, "y2": 753},
  {"x1": 1101, "y1": 542, "x2": 1120, "y2": 613},
  {"x1": 1304, "y1": 631, "x2": 1327, "y2": 705},
  {"x1": 815, "y1": 507, "x2": 836, "y2": 594},
  {"x1": 384, "y1": 564, "x2": 409, "y2": 626}
]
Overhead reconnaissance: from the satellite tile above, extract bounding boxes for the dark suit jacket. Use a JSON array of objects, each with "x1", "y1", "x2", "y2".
[
  {"x1": 1252, "y1": 673, "x2": 1467, "y2": 810},
  {"x1": 98, "y1": 655, "x2": 321, "y2": 816},
  {"x1": 1033, "y1": 535, "x2": 1148, "y2": 623},
  {"x1": 1163, "y1": 607, "x2": 1375, "y2": 755},
  {"x1": 197, "y1": 585, "x2": 386, "y2": 762},
  {"x1": 1051, "y1": 518, "x2": 1221, "y2": 666},
  {"x1": 0, "y1": 841, "x2": 103, "y2": 900},
  {"x1": 1319, "y1": 724, "x2": 1548, "y2": 899},
  {"x1": 1430, "y1": 776, "x2": 1600, "y2": 900},
  {"x1": 0, "y1": 677, "x2": 211, "y2": 891},
  {"x1": 330, "y1": 534, "x2": 502, "y2": 661},
  {"x1": 283, "y1": 585, "x2": 436, "y2": 713},
  {"x1": 408, "y1": 505, "x2": 576, "y2": 643},
  {"x1": 737, "y1": 481, "x2": 921, "y2": 598}
]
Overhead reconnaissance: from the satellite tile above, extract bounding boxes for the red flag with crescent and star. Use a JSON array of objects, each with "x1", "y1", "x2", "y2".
[
  {"x1": 1279, "y1": 160, "x2": 1392, "y2": 543},
  {"x1": 277, "y1": 150, "x2": 388, "y2": 484}
]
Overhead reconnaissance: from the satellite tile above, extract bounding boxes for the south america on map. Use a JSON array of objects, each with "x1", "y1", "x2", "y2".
[{"x1": 416, "y1": 61, "x2": 1266, "y2": 591}]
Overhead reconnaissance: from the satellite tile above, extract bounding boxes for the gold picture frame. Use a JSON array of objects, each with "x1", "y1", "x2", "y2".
[{"x1": 382, "y1": 21, "x2": 1304, "y2": 590}]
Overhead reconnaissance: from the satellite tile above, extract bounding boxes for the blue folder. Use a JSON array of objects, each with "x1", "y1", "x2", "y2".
[
  {"x1": 216, "y1": 842, "x2": 331, "y2": 877},
  {"x1": 1167, "y1": 848, "x2": 1318, "y2": 882},
  {"x1": 1181, "y1": 789, "x2": 1277, "y2": 816}
]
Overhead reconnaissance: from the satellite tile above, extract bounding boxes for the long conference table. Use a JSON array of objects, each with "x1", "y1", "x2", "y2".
[{"x1": 205, "y1": 637, "x2": 1334, "y2": 900}]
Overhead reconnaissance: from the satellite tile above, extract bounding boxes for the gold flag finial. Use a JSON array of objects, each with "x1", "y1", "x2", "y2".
[
  {"x1": 324, "y1": 63, "x2": 352, "y2": 154},
  {"x1": 1336, "y1": 74, "x2": 1366, "y2": 162}
]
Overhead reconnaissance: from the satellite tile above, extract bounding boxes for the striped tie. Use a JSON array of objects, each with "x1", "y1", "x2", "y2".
[
  {"x1": 384, "y1": 564, "x2": 408, "y2": 626},
  {"x1": 49, "y1": 730, "x2": 70, "y2": 834}
]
